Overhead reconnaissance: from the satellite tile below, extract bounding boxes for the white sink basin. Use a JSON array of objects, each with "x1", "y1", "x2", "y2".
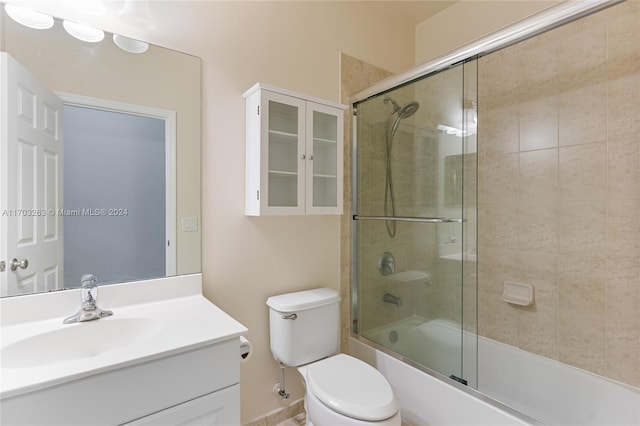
[
  {"x1": 1, "y1": 277, "x2": 248, "y2": 400},
  {"x1": 1, "y1": 317, "x2": 163, "y2": 369}
]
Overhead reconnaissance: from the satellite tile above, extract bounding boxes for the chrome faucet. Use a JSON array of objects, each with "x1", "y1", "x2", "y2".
[
  {"x1": 63, "y1": 274, "x2": 113, "y2": 324},
  {"x1": 383, "y1": 292, "x2": 402, "y2": 307}
]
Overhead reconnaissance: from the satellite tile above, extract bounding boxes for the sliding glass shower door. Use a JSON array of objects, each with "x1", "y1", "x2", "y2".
[{"x1": 353, "y1": 60, "x2": 477, "y2": 385}]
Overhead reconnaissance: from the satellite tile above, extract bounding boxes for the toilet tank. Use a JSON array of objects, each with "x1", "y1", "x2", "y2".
[{"x1": 266, "y1": 288, "x2": 341, "y2": 367}]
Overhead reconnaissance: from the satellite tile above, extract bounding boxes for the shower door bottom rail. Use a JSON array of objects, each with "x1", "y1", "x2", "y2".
[{"x1": 353, "y1": 215, "x2": 464, "y2": 223}]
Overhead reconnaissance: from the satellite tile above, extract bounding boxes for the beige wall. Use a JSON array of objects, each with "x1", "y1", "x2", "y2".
[
  {"x1": 415, "y1": 0, "x2": 561, "y2": 64},
  {"x1": 3, "y1": 1, "x2": 417, "y2": 423},
  {"x1": 189, "y1": 4, "x2": 414, "y2": 422}
]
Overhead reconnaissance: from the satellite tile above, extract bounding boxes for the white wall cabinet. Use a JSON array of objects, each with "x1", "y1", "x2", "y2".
[{"x1": 244, "y1": 83, "x2": 346, "y2": 215}]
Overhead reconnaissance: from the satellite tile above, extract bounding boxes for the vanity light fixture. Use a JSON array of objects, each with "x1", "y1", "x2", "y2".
[
  {"x1": 4, "y1": 4, "x2": 54, "y2": 30},
  {"x1": 63, "y1": 20, "x2": 105, "y2": 43},
  {"x1": 437, "y1": 124, "x2": 471, "y2": 138},
  {"x1": 113, "y1": 34, "x2": 149, "y2": 54},
  {"x1": 437, "y1": 100, "x2": 478, "y2": 138},
  {"x1": 464, "y1": 99, "x2": 478, "y2": 129}
]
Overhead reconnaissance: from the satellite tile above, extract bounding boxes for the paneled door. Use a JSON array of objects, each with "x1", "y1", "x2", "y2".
[{"x1": 0, "y1": 53, "x2": 64, "y2": 296}]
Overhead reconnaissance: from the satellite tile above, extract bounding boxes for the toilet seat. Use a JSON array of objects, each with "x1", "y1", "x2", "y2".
[{"x1": 305, "y1": 354, "x2": 399, "y2": 422}]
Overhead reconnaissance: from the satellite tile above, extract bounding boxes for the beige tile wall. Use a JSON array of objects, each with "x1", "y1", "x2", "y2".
[
  {"x1": 346, "y1": 74, "x2": 438, "y2": 334},
  {"x1": 339, "y1": 53, "x2": 394, "y2": 350},
  {"x1": 343, "y1": 55, "x2": 478, "y2": 368},
  {"x1": 477, "y1": 1, "x2": 640, "y2": 387}
]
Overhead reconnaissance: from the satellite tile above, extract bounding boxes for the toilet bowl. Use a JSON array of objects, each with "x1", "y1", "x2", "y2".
[
  {"x1": 266, "y1": 288, "x2": 401, "y2": 426},
  {"x1": 299, "y1": 354, "x2": 401, "y2": 426}
]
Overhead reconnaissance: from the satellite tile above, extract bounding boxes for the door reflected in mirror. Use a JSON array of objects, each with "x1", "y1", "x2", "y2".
[{"x1": 0, "y1": 4, "x2": 201, "y2": 297}]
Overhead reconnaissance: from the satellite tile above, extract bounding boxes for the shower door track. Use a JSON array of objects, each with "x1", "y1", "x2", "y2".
[{"x1": 353, "y1": 215, "x2": 463, "y2": 223}]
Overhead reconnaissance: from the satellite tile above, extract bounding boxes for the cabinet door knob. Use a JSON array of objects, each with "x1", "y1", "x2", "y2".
[
  {"x1": 10, "y1": 258, "x2": 29, "y2": 272},
  {"x1": 301, "y1": 154, "x2": 306, "y2": 160},
  {"x1": 308, "y1": 155, "x2": 314, "y2": 160},
  {"x1": 0, "y1": 261, "x2": 5, "y2": 272}
]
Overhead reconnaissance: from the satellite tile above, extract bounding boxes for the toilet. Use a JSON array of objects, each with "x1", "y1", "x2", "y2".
[{"x1": 267, "y1": 288, "x2": 401, "y2": 426}]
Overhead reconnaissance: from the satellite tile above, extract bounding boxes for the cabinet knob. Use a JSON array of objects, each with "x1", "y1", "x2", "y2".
[
  {"x1": 309, "y1": 155, "x2": 314, "y2": 160},
  {"x1": 301, "y1": 154, "x2": 306, "y2": 160}
]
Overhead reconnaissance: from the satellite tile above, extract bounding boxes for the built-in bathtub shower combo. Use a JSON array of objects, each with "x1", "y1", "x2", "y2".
[{"x1": 350, "y1": 1, "x2": 639, "y2": 424}]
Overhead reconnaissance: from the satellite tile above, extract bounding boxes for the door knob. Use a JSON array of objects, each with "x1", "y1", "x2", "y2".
[{"x1": 10, "y1": 258, "x2": 29, "y2": 271}]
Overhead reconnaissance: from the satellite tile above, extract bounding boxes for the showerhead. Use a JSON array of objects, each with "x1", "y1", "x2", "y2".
[
  {"x1": 384, "y1": 95, "x2": 419, "y2": 118},
  {"x1": 398, "y1": 101, "x2": 419, "y2": 119},
  {"x1": 385, "y1": 96, "x2": 420, "y2": 136}
]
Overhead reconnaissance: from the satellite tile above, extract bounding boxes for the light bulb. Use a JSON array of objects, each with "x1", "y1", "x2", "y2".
[
  {"x1": 63, "y1": 20, "x2": 105, "y2": 43},
  {"x1": 4, "y1": 4, "x2": 54, "y2": 30}
]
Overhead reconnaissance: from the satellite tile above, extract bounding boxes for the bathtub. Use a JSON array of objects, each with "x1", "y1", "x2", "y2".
[{"x1": 353, "y1": 316, "x2": 640, "y2": 426}]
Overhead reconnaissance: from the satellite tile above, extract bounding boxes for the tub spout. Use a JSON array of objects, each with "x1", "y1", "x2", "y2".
[{"x1": 383, "y1": 292, "x2": 402, "y2": 307}]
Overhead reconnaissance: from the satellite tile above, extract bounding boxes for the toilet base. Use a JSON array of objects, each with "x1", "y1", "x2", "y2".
[{"x1": 303, "y1": 378, "x2": 402, "y2": 426}]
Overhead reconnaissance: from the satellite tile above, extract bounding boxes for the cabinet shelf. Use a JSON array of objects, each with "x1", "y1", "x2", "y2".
[
  {"x1": 269, "y1": 170, "x2": 298, "y2": 176},
  {"x1": 269, "y1": 129, "x2": 298, "y2": 139},
  {"x1": 313, "y1": 137, "x2": 337, "y2": 145}
]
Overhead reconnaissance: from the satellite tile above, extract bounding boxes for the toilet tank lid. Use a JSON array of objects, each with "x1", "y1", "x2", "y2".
[{"x1": 266, "y1": 288, "x2": 340, "y2": 312}]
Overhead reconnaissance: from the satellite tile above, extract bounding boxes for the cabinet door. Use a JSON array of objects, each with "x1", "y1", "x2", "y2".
[
  {"x1": 121, "y1": 385, "x2": 240, "y2": 426},
  {"x1": 305, "y1": 101, "x2": 343, "y2": 214},
  {"x1": 261, "y1": 91, "x2": 306, "y2": 214}
]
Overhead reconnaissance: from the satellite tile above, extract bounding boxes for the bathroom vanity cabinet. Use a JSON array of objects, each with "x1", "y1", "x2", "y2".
[
  {"x1": 244, "y1": 83, "x2": 346, "y2": 216},
  {"x1": 2, "y1": 340, "x2": 240, "y2": 425},
  {"x1": 0, "y1": 275, "x2": 247, "y2": 426}
]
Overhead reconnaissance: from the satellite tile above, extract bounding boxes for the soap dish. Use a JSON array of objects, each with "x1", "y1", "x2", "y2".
[{"x1": 502, "y1": 280, "x2": 534, "y2": 306}]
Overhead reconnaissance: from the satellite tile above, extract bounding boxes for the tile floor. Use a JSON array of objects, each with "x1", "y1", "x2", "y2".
[{"x1": 275, "y1": 412, "x2": 306, "y2": 426}]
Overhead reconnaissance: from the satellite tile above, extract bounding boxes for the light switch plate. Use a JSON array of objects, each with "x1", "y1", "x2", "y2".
[{"x1": 182, "y1": 216, "x2": 198, "y2": 232}]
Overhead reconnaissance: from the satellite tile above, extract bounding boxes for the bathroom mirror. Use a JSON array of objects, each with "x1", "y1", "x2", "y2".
[{"x1": 0, "y1": 4, "x2": 201, "y2": 297}]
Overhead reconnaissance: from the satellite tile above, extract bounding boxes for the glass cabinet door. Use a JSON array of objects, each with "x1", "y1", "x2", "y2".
[
  {"x1": 263, "y1": 92, "x2": 306, "y2": 212},
  {"x1": 306, "y1": 101, "x2": 343, "y2": 214}
]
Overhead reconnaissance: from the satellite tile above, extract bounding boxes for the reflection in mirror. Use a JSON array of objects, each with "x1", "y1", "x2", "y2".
[
  {"x1": 0, "y1": 3, "x2": 201, "y2": 297},
  {"x1": 444, "y1": 152, "x2": 476, "y2": 208}
]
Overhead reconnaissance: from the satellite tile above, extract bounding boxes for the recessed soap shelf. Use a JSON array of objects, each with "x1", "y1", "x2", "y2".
[{"x1": 502, "y1": 280, "x2": 534, "y2": 306}]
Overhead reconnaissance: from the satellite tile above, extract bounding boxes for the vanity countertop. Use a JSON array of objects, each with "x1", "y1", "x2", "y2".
[{"x1": 0, "y1": 274, "x2": 247, "y2": 399}]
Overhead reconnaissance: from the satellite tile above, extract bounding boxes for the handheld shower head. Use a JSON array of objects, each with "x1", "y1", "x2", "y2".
[
  {"x1": 388, "y1": 100, "x2": 420, "y2": 136},
  {"x1": 398, "y1": 101, "x2": 419, "y2": 119},
  {"x1": 382, "y1": 96, "x2": 420, "y2": 238},
  {"x1": 383, "y1": 96, "x2": 419, "y2": 118}
]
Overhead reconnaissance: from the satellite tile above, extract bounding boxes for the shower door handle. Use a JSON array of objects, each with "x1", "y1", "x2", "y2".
[{"x1": 353, "y1": 215, "x2": 464, "y2": 223}]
